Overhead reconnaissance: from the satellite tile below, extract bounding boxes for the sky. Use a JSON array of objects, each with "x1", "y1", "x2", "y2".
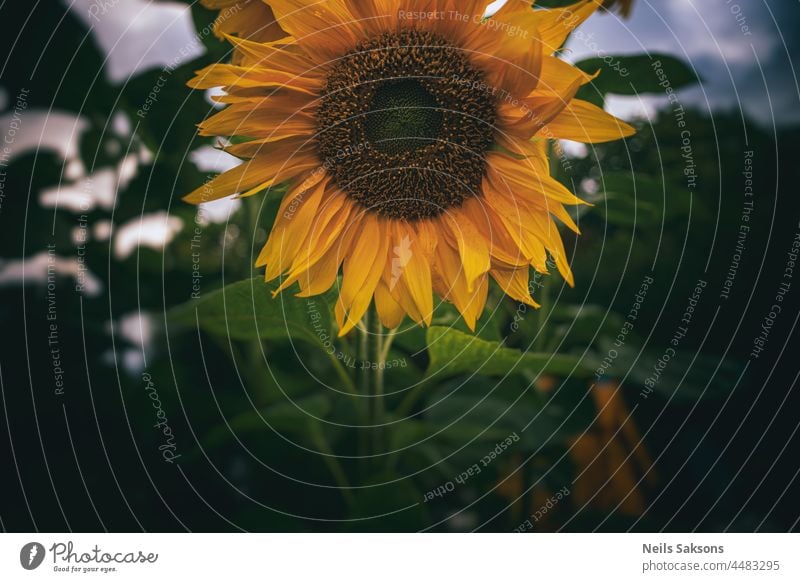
[{"x1": 565, "y1": 0, "x2": 800, "y2": 126}]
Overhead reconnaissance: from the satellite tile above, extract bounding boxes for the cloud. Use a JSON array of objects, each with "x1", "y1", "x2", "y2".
[{"x1": 68, "y1": 0, "x2": 203, "y2": 83}]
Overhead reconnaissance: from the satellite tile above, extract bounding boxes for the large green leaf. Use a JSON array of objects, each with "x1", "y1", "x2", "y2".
[
  {"x1": 169, "y1": 277, "x2": 334, "y2": 347},
  {"x1": 425, "y1": 327, "x2": 593, "y2": 379},
  {"x1": 394, "y1": 299, "x2": 503, "y2": 355},
  {"x1": 575, "y1": 54, "x2": 699, "y2": 107}
]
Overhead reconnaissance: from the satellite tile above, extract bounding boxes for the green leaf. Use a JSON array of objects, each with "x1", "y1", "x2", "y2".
[
  {"x1": 169, "y1": 277, "x2": 334, "y2": 347},
  {"x1": 394, "y1": 299, "x2": 502, "y2": 354},
  {"x1": 575, "y1": 54, "x2": 699, "y2": 104},
  {"x1": 425, "y1": 326, "x2": 594, "y2": 379}
]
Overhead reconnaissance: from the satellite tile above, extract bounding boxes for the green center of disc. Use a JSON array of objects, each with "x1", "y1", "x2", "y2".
[{"x1": 364, "y1": 79, "x2": 443, "y2": 154}]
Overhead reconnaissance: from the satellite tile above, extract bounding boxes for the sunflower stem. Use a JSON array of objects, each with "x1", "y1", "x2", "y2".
[
  {"x1": 356, "y1": 312, "x2": 368, "y2": 476},
  {"x1": 358, "y1": 307, "x2": 371, "y2": 396},
  {"x1": 379, "y1": 327, "x2": 398, "y2": 363},
  {"x1": 357, "y1": 304, "x2": 388, "y2": 474},
  {"x1": 369, "y1": 304, "x2": 385, "y2": 466}
]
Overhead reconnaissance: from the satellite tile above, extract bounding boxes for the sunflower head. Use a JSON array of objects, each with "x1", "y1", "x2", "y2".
[
  {"x1": 316, "y1": 28, "x2": 497, "y2": 220},
  {"x1": 186, "y1": 0, "x2": 634, "y2": 335}
]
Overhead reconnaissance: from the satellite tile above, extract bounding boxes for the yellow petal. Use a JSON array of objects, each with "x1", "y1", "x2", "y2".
[
  {"x1": 469, "y1": 9, "x2": 543, "y2": 98},
  {"x1": 433, "y1": 236, "x2": 487, "y2": 331},
  {"x1": 188, "y1": 63, "x2": 322, "y2": 95},
  {"x1": 183, "y1": 146, "x2": 318, "y2": 204},
  {"x1": 396, "y1": 222, "x2": 434, "y2": 326},
  {"x1": 483, "y1": 208, "x2": 532, "y2": 269},
  {"x1": 444, "y1": 209, "x2": 491, "y2": 293},
  {"x1": 543, "y1": 216, "x2": 575, "y2": 287},
  {"x1": 197, "y1": 99, "x2": 316, "y2": 139},
  {"x1": 277, "y1": 210, "x2": 357, "y2": 294},
  {"x1": 551, "y1": 202, "x2": 581, "y2": 235},
  {"x1": 336, "y1": 214, "x2": 389, "y2": 335},
  {"x1": 221, "y1": 33, "x2": 317, "y2": 73},
  {"x1": 224, "y1": 135, "x2": 313, "y2": 159},
  {"x1": 497, "y1": 76, "x2": 583, "y2": 139},
  {"x1": 490, "y1": 0, "x2": 601, "y2": 53},
  {"x1": 256, "y1": 172, "x2": 328, "y2": 279},
  {"x1": 491, "y1": 267, "x2": 540, "y2": 308},
  {"x1": 544, "y1": 99, "x2": 636, "y2": 143},
  {"x1": 481, "y1": 179, "x2": 550, "y2": 272},
  {"x1": 267, "y1": 0, "x2": 364, "y2": 60},
  {"x1": 294, "y1": 241, "x2": 348, "y2": 297},
  {"x1": 486, "y1": 152, "x2": 585, "y2": 208},
  {"x1": 202, "y1": 0, "x2": 287, "y2": 51},
  {"x1": 462, "y1": 274, "x2": 489, "y2": 331},
  {"x1": 534, "y1": 0, "x2": 602, "y2": 53},
  {"x1": 374, "y1": 280, "x2": 405, "y2": 329},
  {"x1": 280, "y1": 191, "x2": 354, "y2": 279},
  {"x1": 539, "y1": 55, "x2": 597, "y2": 94}
]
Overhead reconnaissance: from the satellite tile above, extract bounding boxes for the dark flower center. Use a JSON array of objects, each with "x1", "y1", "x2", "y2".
[
  {"x1": 364, "y1": 79, "x2": 444, "y2": 155},
  {"x1": 316, "y1": 30, "x2": 497, "y2": 220}
]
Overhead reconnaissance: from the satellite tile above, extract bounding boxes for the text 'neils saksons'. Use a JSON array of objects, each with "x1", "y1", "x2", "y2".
[{"x1": 643, "y1": 543, "x2": 724, "y2": 554}]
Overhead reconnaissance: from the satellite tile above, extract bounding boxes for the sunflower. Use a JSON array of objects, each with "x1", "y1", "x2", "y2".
[{"x1": 185, "y1": 0, "x2": 634, "y2": 335}]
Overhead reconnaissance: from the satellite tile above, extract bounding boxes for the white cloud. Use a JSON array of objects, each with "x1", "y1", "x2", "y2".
[
  {"x1": 0, "y1": 111, "x2": 88, "y2": 163},
  {"x1": 114, "y1": 211, "x2": 184, "y2": 259},
  {"x1": 39, "y1": 168, "x2": 117, "y2": 213},
  {"x1": 605, "y1": 94, "x2": 666, "y2": 122},
  {"x1": 68, "y1": 0, "x2": 204, "y2": 83},
  {"x1": 0, "y1": 251, "x2": 103, "y2": 297}
]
